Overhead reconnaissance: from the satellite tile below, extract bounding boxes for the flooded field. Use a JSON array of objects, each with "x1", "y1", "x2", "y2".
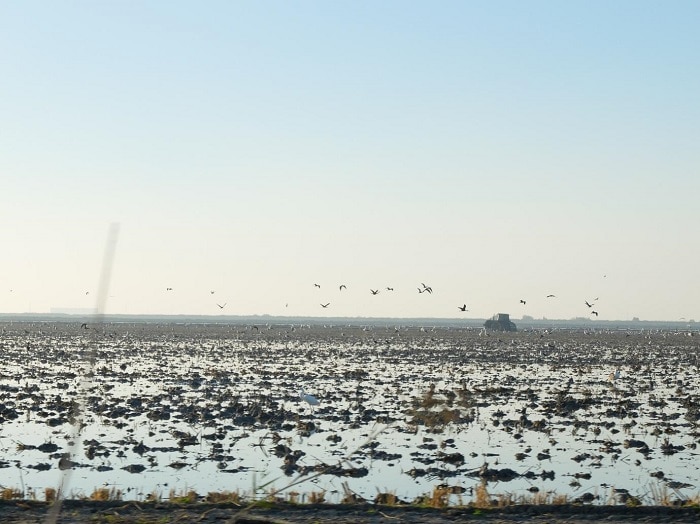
[{"x1": 1, "y1": 320, "x2": 699, "y2": 506}]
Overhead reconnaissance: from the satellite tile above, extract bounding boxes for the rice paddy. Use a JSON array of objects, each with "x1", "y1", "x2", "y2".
[{"x1": 1, "y1": 319, "x2": 699, "y2": 506}]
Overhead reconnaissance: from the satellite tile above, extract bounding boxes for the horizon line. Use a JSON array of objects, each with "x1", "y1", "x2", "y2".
[{"x1": 0, "y1": 311, "x2": 696, "y2": 326}]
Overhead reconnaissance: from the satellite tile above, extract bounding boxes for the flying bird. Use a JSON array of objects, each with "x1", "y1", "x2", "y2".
[
  {"x1": 370, "y1": 289, "x2": 379, "y2": 295},
  {"x1": 386, "y1": 287, "x2": 394, "y2": 291},
  {"x1": 320, "y1": 303, "x2": 330, "y2": 308},
  {"x1": 591, "y1": 310, "x2": 599, "y2": 316},
  {"x1": 546, "y1": 294, "x2": 556, "y2": 298},
  {"x1": 217, "y1": 303, "x2": 227, "y2": 309},
  {"x1": 585, "y1": 301, "x2": 595, "y2": 308},
  {"x1": 520, "y1": 299, "x2": 526, "y2": 305},
  {"x1": 314, "y1": 283, "x2": 321, "y2": 288},
  {"x1": 166, "y1": 287, "x2": 173, "y2": 291},
  {"x1": 420, "y1": 283, "x2": 433, "y2": 294},
  {"x1": 458, "y1": 304, "x2": 468, "y2": 312},
  {"x1": 210, "y1": 290, "x2": 215, "y2": 294},
  {"x1": 339, "y1": 284, "x2": 346, "y2": 291}
]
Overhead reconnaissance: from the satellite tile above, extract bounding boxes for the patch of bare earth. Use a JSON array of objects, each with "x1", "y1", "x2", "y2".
[{"x1": 0, "y1": 502, "x2": 699, "y2": 524}]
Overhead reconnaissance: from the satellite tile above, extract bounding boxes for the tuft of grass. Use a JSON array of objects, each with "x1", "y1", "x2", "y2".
[
  {"x1": 169, "y1": 489, "x2": 198, "y2": 504},
  {"x1": 88, "y1": 487, "x2": 122, "y2": 501},
  {"x1": 496, "y1": 492, "x2": 515, "y2": 507},
  {"x1": 650, "y1": 484, "x2": 673, "y2": 506},
  {"x1": 425, "y1": 486, "x2": 450, "y2": 508},
  {"x1": 374, "y1": 492, "x2": 403, "y2": 506},
  {"x1": 44, "y1": 488, "x2": 57, "y2": 503},
  {"x1": 340, "y1": 481, "x2": 364, "y2": 504},
  {"x1": 205, "y1": 490, "x2": 243, "y2": 504},
  {"x1": 626, "y1": 495, "x2": 642, "y2": 507},
  {"x1": 1, "y1": 488, "x2": 23, "y2": 500},
  {"x1": 304, "y1": 491, "x2": 326, "y2": 504},
  {"x1": 551, "y1": 494, "x2": 569, "y2": 505},
  {"x1": 473, "y1": 483, "x2": 492, "y2": 509},
  {"x1": 409, "y1": 408, "x2": 461, "y2": 428}
]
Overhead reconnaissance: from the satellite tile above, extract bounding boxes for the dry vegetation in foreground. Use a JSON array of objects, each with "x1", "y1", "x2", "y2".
[
  {"x1": 2, "y1": 482, "x2": 700, "y2": 510},
  {"x1": 0, "y1": 484, "x2": 699, "y2": 524}
]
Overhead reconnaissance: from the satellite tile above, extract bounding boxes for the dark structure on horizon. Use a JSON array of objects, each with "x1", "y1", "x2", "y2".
[{"x1": 484, "y1": 313, "x2": 517, "y2": 332}]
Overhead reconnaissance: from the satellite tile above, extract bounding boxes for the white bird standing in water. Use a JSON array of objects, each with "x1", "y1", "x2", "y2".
[{"x1": 300, "y1": 389, "x2": 320, "y2": 408}]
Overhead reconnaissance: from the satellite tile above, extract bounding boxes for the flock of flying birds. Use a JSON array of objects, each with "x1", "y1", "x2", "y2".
[
  {"x1": 315, "y1": 282, "x2": 434, "y2": 310},
  {"x1": 306, "y1": 282, "x2": 603, "y2": 317},
  {"x1": 6, "y1": 282, "x2": 603, "y2": 318},
  {"x1": 129, "y1": 282, "x2": 598, "y2": 317},
  {"x1": 157, "y1": 282, "x2": 605, "y2": 318}
]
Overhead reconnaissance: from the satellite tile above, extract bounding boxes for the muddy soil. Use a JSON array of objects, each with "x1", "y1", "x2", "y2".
[{"x1": 1, "y1": 501, "x2": 699, "y2": 524}]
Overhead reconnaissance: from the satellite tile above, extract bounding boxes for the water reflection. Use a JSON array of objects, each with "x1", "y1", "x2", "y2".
[{"x1": 1, "y1": 321, "x2": 698, "y2": 504}]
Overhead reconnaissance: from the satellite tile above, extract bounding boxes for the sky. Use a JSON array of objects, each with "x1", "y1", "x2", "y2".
[{"x1": 1, "y1": 1, "x2": 698, "y2": 321}]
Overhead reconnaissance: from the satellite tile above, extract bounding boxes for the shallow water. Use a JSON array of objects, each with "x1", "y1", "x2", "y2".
[{"x1": 1, "y1": 321, "x2": 699, "y2": 505}]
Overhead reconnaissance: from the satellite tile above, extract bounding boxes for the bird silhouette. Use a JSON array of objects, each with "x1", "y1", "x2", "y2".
[
  {"x1": 546, "y1": 294, "x2": 556, "y2": 298},
  {"x1": 386, "y1": 287, "x2": 394, "y2": 291},
  {"x1": 166, "y1": 287, "x2": 173, "y2": 291},
  {"x1": 339, "y1": 284, "x2": 346, "y2": 291},
  {"x1": 591, "y1": 310, "x2": 599, "y2": 316},
  {"x1": 370, "y1": 289, "x2": 379, "y2": 295},
  {"x1": 458, "y1": 304, "x2": 468, "y2": 312},
  {"x1": 314, "y1": 283, "x2": 321, "y2": 288},
  {"x1": 320, "y1": 303, "x2": 330, "y2": 308},
  {"x1": 585, "y1": 300, "x2": 594, "y2": 308},
  {"x1": 217, "y1": 303, "x2": 226, "y2": 309},
  {"x1": 420, "y1": 283, "x2": 433, "y2": 294},
  {"x1": 520, "y1": 299, "x2": 526, "y2": 305}
]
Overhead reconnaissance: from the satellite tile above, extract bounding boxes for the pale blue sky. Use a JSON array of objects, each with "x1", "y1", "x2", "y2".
[{"x1": 1, "y1": 1, "x2": 698, "y2": 320}]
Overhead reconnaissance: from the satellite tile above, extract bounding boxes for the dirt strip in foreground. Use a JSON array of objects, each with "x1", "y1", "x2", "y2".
[{"x1": 0, "y1": 501, "x2": 699, "y2": 524}]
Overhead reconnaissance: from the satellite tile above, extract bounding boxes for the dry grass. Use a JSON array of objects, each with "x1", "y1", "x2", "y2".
[
  {"x1": 379, "y1": 493, "x2": 401, "y2": 505},
  {"x1": 44, "y1": 488, "x2": 56, "y2": 503},
  {"x1": 551, "y1": 494, "x2": 570, "y2": 505},
  {"x1": 88, "y1": 487, "x2": 122, "y2": 501},
  {"x1": 650, "y1": 484, "x2": 674, "y2": 506},
  {"x1": 3, "y1": 481, "x2": 700, "y2": 510},
  {"x1": 424, "y1": 486, "x2": 451, "y2": 508},
  {"x1": 306, "y1": 490, "x2": 326, "y2": 504},
  {"x1": 648, "y1": 484, "x2": 700, "y2": 507},
  {"x1": 409, "y1": 407, "x2": 461, "y2": 428},
  {"x1": 169, "y1": 489, "x2": 198, "y2": 504},
  {"x1": 473, "y1": 483, "x2": 492, "y2": 508},
  {"x1": 205, "y1": 490, "x2": 243, "y2": 504},
  {"x1": 0, "y1": 488, "x2": 23, "y2": 500},
  {"x1": 495, "y1": 492, "x2": 516, "y2": 507}
]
